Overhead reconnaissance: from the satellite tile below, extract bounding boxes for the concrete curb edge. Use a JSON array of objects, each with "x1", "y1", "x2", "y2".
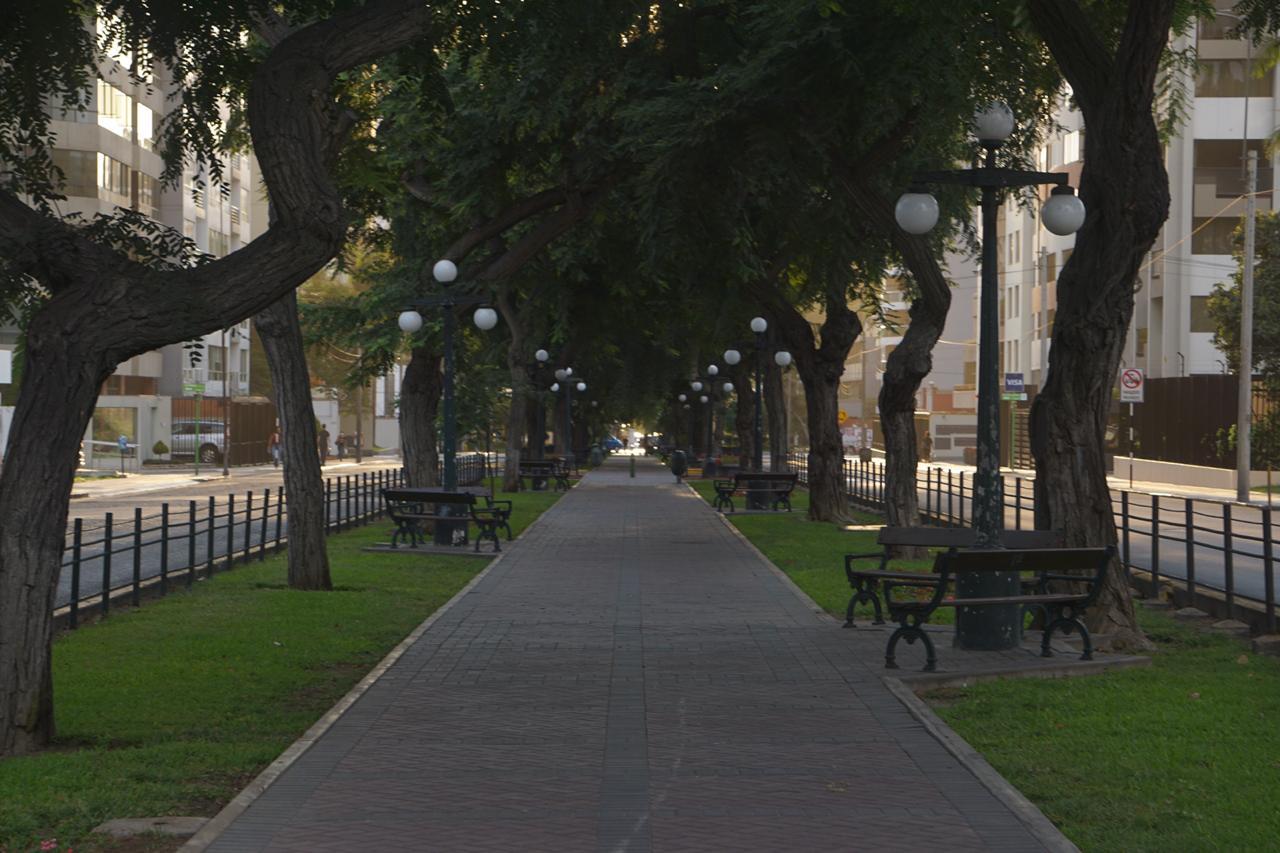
[
  {"x1": 179, "y1": 495, "x2": 562, "y2": 852},
  {"x1": 695, "y1": 486, "x2": 1079, "y2": 853}
]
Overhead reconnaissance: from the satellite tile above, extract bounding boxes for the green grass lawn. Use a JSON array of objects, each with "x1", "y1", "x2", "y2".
[
  {"x1": 931, "y1": 608, "x2": 1280, "y2": 852},
  {"x1": 686, "y1": 480, "x2": 1280, "y2": 851},
  {"x1": 686, "y1": 479, "x2": 935, "y2": 619},
  {"x1": 0, "y1": 483, "x2": 561, "y2": 852}
]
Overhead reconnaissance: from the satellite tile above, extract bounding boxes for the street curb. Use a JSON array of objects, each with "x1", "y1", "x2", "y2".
[
  {"x1": 880, "y1": 676, "x2": 1080, "y2": 852},
  {"x1": 695, "y1": 487, "x2": 1079, "y2": 853},
  {"x1": 179, "y1": 496, "x2": 556, "y2": 853}
]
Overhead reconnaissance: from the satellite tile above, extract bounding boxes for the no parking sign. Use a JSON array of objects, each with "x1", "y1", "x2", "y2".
[{"x1": 1120, "y1": 368, "x2": 1144, "y2": 403}]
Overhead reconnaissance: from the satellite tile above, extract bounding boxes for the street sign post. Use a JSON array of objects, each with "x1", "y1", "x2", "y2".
[
  {"x1": 1002, "y1": 373, "x2": 1026, "y2": 468},
  {"x1": 1119, "y1": 368, "x2": 1144, "y2": 403},
  {"x1": 1119, "y1": 368, "x2": 1144, "y2": 487}
]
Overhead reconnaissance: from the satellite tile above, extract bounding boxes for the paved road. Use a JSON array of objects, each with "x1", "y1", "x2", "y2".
[
  {"x1": 198, "y1": 459, "x2": 1060, "y2": 852},
  {"x1": 852, "y1": 461, "x2": 1276, "y2": 605},
  {"x1": 58, "y1": 461, "x2": 404, "y2": 607}
]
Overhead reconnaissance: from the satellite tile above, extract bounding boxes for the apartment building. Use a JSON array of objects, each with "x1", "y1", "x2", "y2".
[
  {"x1": 988, "y1": 2, "x2": 1272, "y2": 391},
  {"x1": 0, "y1": 17, "x2": 261, "y2": 462}
]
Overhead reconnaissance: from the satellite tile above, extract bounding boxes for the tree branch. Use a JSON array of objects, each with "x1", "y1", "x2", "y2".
[
  {"x1": 1025, "y1": 0, "x2": 1114, "y2": 107},
  {"x1": 444, "y1": 187, "x2": 570, "y2": 262}
]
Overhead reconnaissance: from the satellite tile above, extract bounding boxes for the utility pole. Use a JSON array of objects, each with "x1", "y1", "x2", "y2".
[{"x1": 1237, "y1": 149, "x2": 1258, "y2": 502}]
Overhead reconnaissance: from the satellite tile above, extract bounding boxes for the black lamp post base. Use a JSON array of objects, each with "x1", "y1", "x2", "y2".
[
  {"x1": 953, "y1": 570, "x2": 1023, "y2": 650},
  {"x1": 433, "y1": 510, "x2": 468, "y2": 547}
]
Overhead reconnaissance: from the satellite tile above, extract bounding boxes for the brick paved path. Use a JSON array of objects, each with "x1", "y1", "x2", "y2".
[{"x1": 203, "y1": 461, "x2": 1060, "y2": 852}]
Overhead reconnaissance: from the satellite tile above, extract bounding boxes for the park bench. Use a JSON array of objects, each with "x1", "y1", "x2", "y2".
[
  {"x1": 711, "y1": 472, "x2": 798, "y2": 512},
  {"x1": 517, "y1": 460, "x2": 555, "y2": 491},
  {"x1": 382, "y1": 487, "x2": 508, "y2": 553},
  {"x1": 881, "y1": 545, "x2": 1115, "y2": 671},
  {"x1": 843, "y1": 526, "x2": 1064, "y2": 627}
]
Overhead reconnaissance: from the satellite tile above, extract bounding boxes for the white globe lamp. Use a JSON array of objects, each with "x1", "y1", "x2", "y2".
[
  {"x1": 1042, "y1": 186, "x2": 1086, "y2": 236},
  {"x1": 432, "y1": 259, "x2": 458, "y2": 283},
  {"x1": 398, "y1": 310, "x2": 424, "y2": 334}
]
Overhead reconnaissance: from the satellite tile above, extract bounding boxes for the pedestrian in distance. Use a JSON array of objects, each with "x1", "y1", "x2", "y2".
[
  {"x1": 269, "y1": 428, "x2": 282, "y2": 468},
  {"x1": 336, "y1": 433, "x2": 346, "y2": 460},
  {"x1": 318, "y1": 426, "x2": 330, "y2": 465}
]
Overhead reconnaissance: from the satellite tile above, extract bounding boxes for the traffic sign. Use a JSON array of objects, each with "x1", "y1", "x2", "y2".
[
  {"x1": 182, "y1": 382, "x2": 205, "y2": 395},
  {"x1": 1002, "y1": 372, "x2": 1027, "y2": 402},
  {"x1": 1119, "y1": 368, "x2": 1144, "y2": 403}
]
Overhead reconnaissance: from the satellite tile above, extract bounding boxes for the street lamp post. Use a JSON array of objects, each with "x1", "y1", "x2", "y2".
[
  {"x1": 553, "y1": 368, "x2": 586, "y2": 469},
  {"x1": 398, "y1": 259, "x2": 499, "y2": 543},
  {"x1": 896, "y1": 102, "x2": 1085, "y2": 649},
  {"x1": 725, "y1": 320, "x2": 791, "y2": 508},
  {"x1": 532, "y1": 349, "x2": 550, "y2": 460}
]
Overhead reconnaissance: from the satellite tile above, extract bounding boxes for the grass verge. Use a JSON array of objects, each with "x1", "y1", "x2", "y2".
[
  {"x1": 686, "y1": 479, "x2": 933, "y2": 619},
  {"x1": 0, "y1": 483, "x2": 561, "y2": 852},
  {"x1": 686, "y1": 481, "x2": 1280, "y2": 850},
  {"x1": 929, "y1": 608, "x2": 1280, "y2": 852}
]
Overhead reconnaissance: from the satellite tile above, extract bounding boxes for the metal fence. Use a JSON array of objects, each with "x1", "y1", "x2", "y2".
[
  {"x1": 785, "y1": 452, "x2": 1278, "y2": 634},
  {"x1": 58, "y1": 453, "x2": 493, "y2": 629}
]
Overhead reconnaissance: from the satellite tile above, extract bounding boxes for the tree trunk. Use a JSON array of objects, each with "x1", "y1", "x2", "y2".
[
  {"x1": 765, "y1": 359, "x2": 788, "y2": 471},
  {"x1": 728, "y1": 362, "x2": 756, "y2": 469},
  {"x1": 504, "y1": 355, "x2": 528, "y2": 492},
  {"x1": 840, "y1": 172, "x2": 953, "y2": 552},
  {"x1": 0, "y1": 0, "x2": 442, "y2": 758},
  {"x1": 254, "y1": 292, "x2": 332, "y2": 591},
  {"x1": 0, "y1": 313, "x2": 112, "y2": 755},
  {"x1": 798, "y1": 366, "x2": 849, "y2": 522},
  {"x1": 1026, "y1": 0, "x2": 1175, "y2": 650},
  {"x1": 400, "y1": 345, "x2": 442, "y2": 487},
  {"x1": 756, "y1": 283, "x2": 863, "y2": 522}
]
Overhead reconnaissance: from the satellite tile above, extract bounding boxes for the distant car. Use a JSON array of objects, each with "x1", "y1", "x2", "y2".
[
  {"x1": 171, "y1": 419, "x2": 228, "y2": 464},
  {"x1": 603, "y1": 436, "x2": 624, "y2": 451}
]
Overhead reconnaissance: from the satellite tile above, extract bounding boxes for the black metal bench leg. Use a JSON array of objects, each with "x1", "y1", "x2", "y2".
[
  {"x1": 885, "y1": 624, "x2": 936, "y2": 672},
  {"x1": 843, "y1": 589, "x2": 884, "y2": 628},
  {"x1": 1042, "y1": 615, "x2": 1093, "y2": 661}
]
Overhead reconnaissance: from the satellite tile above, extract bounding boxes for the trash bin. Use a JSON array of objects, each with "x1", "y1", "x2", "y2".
[
  {"x1": 670, "y1": 449, "x2": 688, "y2": 480},
  {"x1": 589, "y1": 444, "x2": 605, "y2": 467}
]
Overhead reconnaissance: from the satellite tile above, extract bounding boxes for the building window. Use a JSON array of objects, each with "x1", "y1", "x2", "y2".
[
  {"x1": 209, "y1": 230, "x2": 229, "y2": 257},
  {"x1": 96, "y1": 80, "x2": 134, "y2": 139},
  {"x1": 208, "y1": 345, "x2": 225, "y2": 382},
  {"x1": 96, "y1": 152, "x2": 132, "y2": 207},
  {"x1": 1200, "y1": 0, "x2": 1249, "y2": 40},
  {"x1": 137, "y1": 103, "x2": 154, "y2": 150},
  {"x1": 1190, "y1": 296, "x2": 1217, "y2": 333},
  {"x1": 1063, "y1": 130, "x2": 1082, "y2": 164},
  {"x1": 51, "y1": 149, "x2": 97, "y2": 197},
  {"x1": 1196, "y1": 59, "x2": 1274, "y2": 98},
  {"x1": 1194, "y1": 139, "x2": 1272, "y2": 198},
  {"x1": 133, "y1": 171, "x2": 159, "y2": 219},
  {"x1": 1192, "y1": 217, "x2": 1238, "y2": 254},
  {"x1": 1044, "y1": 252, "x2": 1057, "y2": 283}
]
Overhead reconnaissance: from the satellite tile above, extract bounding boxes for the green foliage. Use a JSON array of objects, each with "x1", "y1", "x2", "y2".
[
  {"x1": 151, "y1": 440, "x2": 169, "y2": 455},
  {"x1": 1207, "y1": 210, "x2": 1280, "y2": 382}
]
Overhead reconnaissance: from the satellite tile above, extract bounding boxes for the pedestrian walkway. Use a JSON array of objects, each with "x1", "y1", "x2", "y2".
[{"x1": 195, "y1": 459, "x2": 1066, "y2": 852}]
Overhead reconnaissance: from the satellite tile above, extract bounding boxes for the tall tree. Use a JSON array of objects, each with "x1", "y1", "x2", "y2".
[
  {"x1": 1026, "y1": 0, "x2": 1181, "y2": 648},
  {"x1": 254, "y1": 292, "x2": 332, "y2": 590},
  {"x1": 0, "y1": 0, "x2": 450, "y2": 756}
]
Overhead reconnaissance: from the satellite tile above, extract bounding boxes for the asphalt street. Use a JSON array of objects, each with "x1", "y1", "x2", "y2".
[{"x1": 59, "y1": 459, "x2": 404, "y2": 608}]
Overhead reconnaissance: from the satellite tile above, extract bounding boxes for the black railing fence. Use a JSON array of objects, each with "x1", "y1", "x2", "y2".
[
  {"x1": 785, "y1": 452, "x2": 1277, "y2": 634},
  {"x1": 58, "y1": 454, "x2": 493, "y2": 630}
]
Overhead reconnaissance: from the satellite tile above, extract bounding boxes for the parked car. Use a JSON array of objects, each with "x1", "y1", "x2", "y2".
[
  {"x1": 171, "y1": 419, "x2": 228, "y2": 463},
  {"x1": 603, "y1": 435, "x2": 624, "y2": 451}
]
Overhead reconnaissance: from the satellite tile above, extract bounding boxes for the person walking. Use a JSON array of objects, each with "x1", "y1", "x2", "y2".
[
  {"x1": 318, "y1": 426, "x2": 330, "y2": 465},
  {"x1": 336, "y1": 433, "x2": 347, "y2": 460},
  {"x1": 268, "y1": 428, "x2": 282, "y2": 468}
]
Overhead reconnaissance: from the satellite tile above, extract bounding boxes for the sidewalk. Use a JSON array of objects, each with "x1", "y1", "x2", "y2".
[
  {"x1": 70, "y1": 456, "x2": 401, "y2": 500},
  {"x1": 922, "y1": 458, "x2": 1276, "y2": 507},
  {"x1": 189, "y1": 458, "x2": 1071, "y2": 852}
]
